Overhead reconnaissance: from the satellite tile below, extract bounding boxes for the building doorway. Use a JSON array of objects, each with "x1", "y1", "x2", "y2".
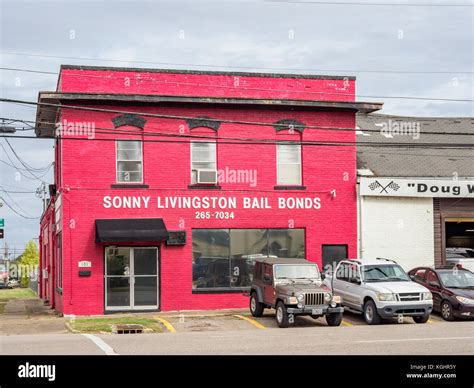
[
  {"x1": 444, "y1": 218, "x2": 474, "y2": 260},
  {"x1": 105, "y1": 247, "x2": 159, "y2": 311},
  {"x1": 322, "y1": 244, "x2": 348, "y2": 274}
]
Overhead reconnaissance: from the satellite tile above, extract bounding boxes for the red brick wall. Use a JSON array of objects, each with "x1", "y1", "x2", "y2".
[
  {"x1": 47, "y1": 68, "x2": 358, "y2": 315},
  {"x1": 59, "y1": 68, "x2": 355, "y2": 102}
]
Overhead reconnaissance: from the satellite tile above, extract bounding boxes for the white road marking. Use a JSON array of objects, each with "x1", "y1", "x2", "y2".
[
  {"x1": 357, "y1": 336, "x2": 474, "y2": 344},
  {"x1": 82, "y1": 334, "x2": 118, "y2": 355}
]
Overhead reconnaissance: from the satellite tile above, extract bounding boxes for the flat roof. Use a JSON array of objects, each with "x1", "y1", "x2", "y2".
[
  {"x1": 60, "y1": 64, "x2": 357, "y2": 81},
  {"x1": 35, "y1": 92, "x2": 383, "y2": 137}
]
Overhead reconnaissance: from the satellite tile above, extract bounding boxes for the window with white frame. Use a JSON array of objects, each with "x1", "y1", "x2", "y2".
[
  {"x1": 191, "y1": 141, "x2": 217, "y2": 184},
  {"x1": 277, "y1": 143, "x2": 301, "y2": 185},
  {"x1": 116, "y1": 140, "x2": 143, "y2": 182}
]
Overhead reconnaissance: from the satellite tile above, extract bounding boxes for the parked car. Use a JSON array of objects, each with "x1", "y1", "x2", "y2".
[
  {"x1": 324, "y1": 258, "x2": 433, "y2": 325},
  {"x1": 7, "y1": 279, "x2": 20, "y2": 289},
  {"x1": 408, "y1": 266, "x2": 474, "y2": 320},
  {"x1": 249, "y1": 257, "x2": 344, "y2": 328},
  {"x1": 445, "y1": 257, "x2": 474, "y2": 273}
]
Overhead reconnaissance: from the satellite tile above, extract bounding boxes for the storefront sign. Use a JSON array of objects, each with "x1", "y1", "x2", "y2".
[
  {"x1": 102, "y1": 195, "x2": 322, "y2": 210},
  {"x1": 361, "y1": 177, "x2": 474, "y2": 198}
]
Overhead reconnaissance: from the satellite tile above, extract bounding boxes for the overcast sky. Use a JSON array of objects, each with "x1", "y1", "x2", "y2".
[{"x1": 0, "y1": 0, "x2": 473, "y2": 257}]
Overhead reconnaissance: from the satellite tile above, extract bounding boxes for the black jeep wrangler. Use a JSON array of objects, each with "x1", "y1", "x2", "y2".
[{"x1": 249, "y1": 257, "x2": 344, "y2": 328}]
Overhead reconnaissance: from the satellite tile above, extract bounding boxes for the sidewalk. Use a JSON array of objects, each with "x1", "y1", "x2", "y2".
[{"x1": 0, "y1": 298, "x2": 67, "y2": 335}]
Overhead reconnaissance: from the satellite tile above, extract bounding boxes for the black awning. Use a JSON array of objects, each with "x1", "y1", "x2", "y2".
[{"x1": 95, "y1": 218, "x2": 168, "y2": 243}]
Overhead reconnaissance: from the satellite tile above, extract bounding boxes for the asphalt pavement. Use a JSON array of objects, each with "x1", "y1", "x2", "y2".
[{"x1": 1, "y1": 319, "x2": 472, "y2": 355}]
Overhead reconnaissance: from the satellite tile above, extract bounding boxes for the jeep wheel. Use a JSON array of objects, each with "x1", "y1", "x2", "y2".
[
  {"x1": 413, "y1": 315, "x2": 429, "y2": 324},
  {"x1": 441, "y1": 301, "x2": 454, "y2": 321},
  {"x1": 325, "y1": 312, "x2": 343, "y2": 326},
  {"x1": 363, "y1": 300, "x2": 382, "y2": 325},
  {"x1": 276, "y1": 301, "x2": 290, "y2": 328},
  {"x1": 250, "y1": 292, "x2": 264, "y2": 317}
]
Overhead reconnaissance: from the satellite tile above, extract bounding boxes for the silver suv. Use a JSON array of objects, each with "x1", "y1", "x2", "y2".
[{"x1": 324, "y1": 258, "x2": 433, "y2": 325}]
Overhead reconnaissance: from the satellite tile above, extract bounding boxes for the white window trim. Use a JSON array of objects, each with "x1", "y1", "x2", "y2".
[
  {"x1": 276, "y1": 143, "x2": 302, "y2": 186},
  {"x1": 116, "y1": 140, "x2": 143, "y2": 183},
  {"x1": 190, "y1": 141, "x2": 217, "y2": 184}
]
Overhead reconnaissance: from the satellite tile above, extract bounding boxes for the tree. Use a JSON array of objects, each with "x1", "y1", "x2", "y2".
[{"x1": 18, "y1": 240, "x2": 39, "y2": 287}]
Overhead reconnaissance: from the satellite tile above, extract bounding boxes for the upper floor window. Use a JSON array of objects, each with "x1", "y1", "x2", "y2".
[
  {"x1": 276, "y1": 144, "x2": 301, "y2": 185},
  {"x1": 191, "y1": 141, "x2": 217, "y2": 184},
  {"x1": 116, "y1": 140, "x2": 143, "y2": 183}
]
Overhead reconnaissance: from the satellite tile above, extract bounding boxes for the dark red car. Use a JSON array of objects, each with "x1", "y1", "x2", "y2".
[{"x1": 408, "y1": 266, "x2": 474, "y2": 321}]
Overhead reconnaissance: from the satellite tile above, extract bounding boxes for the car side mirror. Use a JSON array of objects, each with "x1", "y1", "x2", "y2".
[
  {"x1": 321, "y1": 273, "x2": 326, "y2": 280},
  {"x1": 409, "y1": 275, "x2": 415, "y2": 281},
  {"x1": 264, "y1": 274, "x2": 271, "y2": 282}
]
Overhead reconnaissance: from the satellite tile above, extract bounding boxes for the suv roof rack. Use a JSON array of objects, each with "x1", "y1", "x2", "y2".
[{"x1": 376, "y1": 257, "x2": 397, "y2": 263}]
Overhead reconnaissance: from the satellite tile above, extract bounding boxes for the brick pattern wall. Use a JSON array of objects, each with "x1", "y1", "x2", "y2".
[{"x1": 43, "y1": 69, "x2": 358, "y2": 315}]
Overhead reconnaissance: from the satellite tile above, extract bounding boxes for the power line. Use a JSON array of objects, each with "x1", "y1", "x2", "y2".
[
  {"x1": 6, "y1": 115, "x2": 474, "y2": 143},
  {"x1": 2, "y1": 99, "x2": 474, "y2": 140},
  {"x1": 1, "y1": 53, "x2": 473, "y2": 75},
  {"x1": 0, "y1": 188, "x2": 37, "y2": 194},
  {"x1": 0, "y1": 142, "x2": 51, "y2": 182},
  {"x1": 1, "y1": 67, "x2": 472, "y2": 101},
  {"x1": 264, "y1": 0, "x2": 474, "y2": 6},
  {"x1": 4, "y1": 138, "x2": 52, "y2": 172},
  {"x1": 5, "y1": 117, "x2": 474, "y2": 159},
  {"x1": 2, "y1": 133, "x2": 474, "y2": 150},
  {"x1": 0, "y1": 196, "x2": 40, "y2": 220}
]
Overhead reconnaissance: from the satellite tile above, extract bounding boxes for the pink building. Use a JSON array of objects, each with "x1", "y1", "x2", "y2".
[{"x1": 36, "y1": 65, "x2": 382, "y2": 315}]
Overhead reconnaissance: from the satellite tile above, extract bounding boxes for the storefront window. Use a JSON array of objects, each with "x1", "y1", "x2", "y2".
[
  {"x1": 230, "y1": 229, "x2": 267, "y2": 288},
  {"x1": 192, "y1": 228, "x2": 305, "y2": 291},
  {"x1": 268, "y1": 228, "x2": 305, "y2": 258},
  {"x1": 192, "y1": 229, "x2": 230, "y2": 289}
]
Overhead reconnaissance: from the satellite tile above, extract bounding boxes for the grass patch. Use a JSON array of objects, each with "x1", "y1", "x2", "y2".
[
  {"x1": 0, "y1": 288, "x2": 36, "y2": 301},
  {"x1": 70, "y1": 317, "x2": 163, "y2": 333}
]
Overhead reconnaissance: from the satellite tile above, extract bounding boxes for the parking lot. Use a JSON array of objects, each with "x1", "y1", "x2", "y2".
[{"x1": 152, "y1": 307, "x2": 451, "y2": 333}]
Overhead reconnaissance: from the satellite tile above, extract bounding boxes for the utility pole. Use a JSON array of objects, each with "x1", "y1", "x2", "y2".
[{"x1": 35, "y1": 183, "x2": 48, "y2": 212}]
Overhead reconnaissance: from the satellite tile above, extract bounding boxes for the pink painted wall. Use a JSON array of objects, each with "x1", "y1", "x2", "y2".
[{"x1": 43, "y1": 67, "x2": 358, "y2": 315}]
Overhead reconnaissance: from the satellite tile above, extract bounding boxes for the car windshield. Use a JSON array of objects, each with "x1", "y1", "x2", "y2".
[
  {"x1": 363, "y1": 264, "x2": 410, "y2": 282},
  {"x1": 438, "y1": 270, "x2": 474, "y2": 288},
  {"x1": 274, "y1": 264, "x2": 320, "y2": 280}
]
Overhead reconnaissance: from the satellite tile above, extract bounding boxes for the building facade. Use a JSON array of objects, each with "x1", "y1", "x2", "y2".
[
  {"x1": 356, "y1": 114, "x2": 474, "y2": 271},
  {"x1": 37, "y1": 65, "x2": 381, "y2": 315}
]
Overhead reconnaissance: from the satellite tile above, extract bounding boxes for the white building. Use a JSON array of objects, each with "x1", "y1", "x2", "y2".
[{"x1": 356, "y1": 114, "x2": 474, "y2": 271}]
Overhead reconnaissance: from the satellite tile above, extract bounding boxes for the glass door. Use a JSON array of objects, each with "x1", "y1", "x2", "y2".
[
  {"x1": 105, "y1": 247, "x2": 159, "y2": 311},
  {"x1": 133, "y1": 248, "x2": 158, "y2": 307}
]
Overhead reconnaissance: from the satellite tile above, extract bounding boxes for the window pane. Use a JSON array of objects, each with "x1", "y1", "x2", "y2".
[
  {"x1": 191, "y1": 162, "x2": 216, "y2": 171},
  {"x1": 192, "y1": 229, "x2": 230, "y2": 289},
  {"x1": 117, "y1": 141, "x2": 141, "y2": 151},
  {"x1": 278, "y1": 164, "x2": 301, "y2": 185},
  {"x1": 106, "y1": 277, "x2": 130, "y2": 306},
  {"x1": 192, "y1": 142, "x2": 216, "y2": 162},
  {"x1": 230, "y1": 229, "x2": 268, "y2": 287},
  {"x1": 134, "y1": 277, "x2": 157, "y2": 306},
  {"x1": 106, "y1": 248, "x2": 131, "y2": 276},
  {"x1": 118, "y1": 148, "x2": 141, "y2": 161},
  {"x1": 268, "y1": 229, "x2": 305, "y2": 258},
  {"x1": 117, "y1": 161, "x2": 142, "y2": 182},
  {"x1": 134, "y1": 249, "x2": 157, "y2": 276},
  {"x1": 277, "y1": 144, "x2": 301, "y2": 163}
]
